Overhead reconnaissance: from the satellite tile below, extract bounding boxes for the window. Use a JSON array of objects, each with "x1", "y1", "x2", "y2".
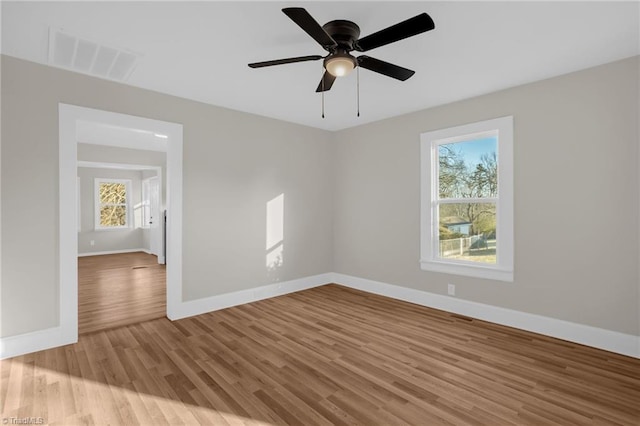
[
  {"x1": 94, "y1": 178, "x2": 131, "y2": 230},
  {"x1": 420, "y1": 116, "x2": 513, "y2": 281}
]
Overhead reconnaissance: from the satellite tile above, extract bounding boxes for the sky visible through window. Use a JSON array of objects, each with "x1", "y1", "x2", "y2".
[{"x1": 445, "y1": 136, "x2": 497, "y2": 167}]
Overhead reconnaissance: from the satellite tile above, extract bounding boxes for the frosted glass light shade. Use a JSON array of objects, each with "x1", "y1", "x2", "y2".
[{"x1": 325, "y1": 56, "x2": 356, "y2": 77}]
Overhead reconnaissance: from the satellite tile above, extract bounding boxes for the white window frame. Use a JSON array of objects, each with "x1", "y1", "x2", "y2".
[
  {"x1": 94, "y1": 178, "x2": 132, "y2": 230},
  {"x1": 420, "y1": 116, "x2": 514, "y2": 282}
]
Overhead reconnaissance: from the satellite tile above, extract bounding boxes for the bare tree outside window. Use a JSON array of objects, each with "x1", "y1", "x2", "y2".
[
  {"x1": 437, "y1": 137, "x2": 497, "y2": 264},
  {"x1": 95, "y1": 180, "x2": 130, "y2": 228}
]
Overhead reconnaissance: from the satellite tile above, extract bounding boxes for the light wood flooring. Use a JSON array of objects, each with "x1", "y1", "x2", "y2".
[
  {"x1": 2, "y1": 284, "x2": 639, "y2": 425},
  {"x1": 78, "y1": 252, "x2": 166, "y2": 334}
]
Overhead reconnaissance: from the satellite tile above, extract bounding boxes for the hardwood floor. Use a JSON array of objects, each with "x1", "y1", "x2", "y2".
[
  {"x1": 78, "y1": 252, "x2": 166, "y2": 334},
  {"x1": 2, "y1": 284, "x2": 639, "y2": 425}
]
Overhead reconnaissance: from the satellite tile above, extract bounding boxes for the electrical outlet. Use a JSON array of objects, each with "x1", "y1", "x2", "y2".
[
  {"x1": 447, "y1": 284, "x2": 455, "y2": 296},
  {"x1": 90, "y1": 240, "x2": 95, "y2": 246}
]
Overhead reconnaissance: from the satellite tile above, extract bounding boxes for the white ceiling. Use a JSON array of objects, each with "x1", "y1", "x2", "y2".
[{"x1": 2, "y1": 1, "x2": 639, "y2": 131}]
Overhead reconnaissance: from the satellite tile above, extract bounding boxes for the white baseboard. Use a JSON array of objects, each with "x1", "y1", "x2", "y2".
[
  {"x1": 0, "y1": 326, "x2": 75, "y2": 360},
  {"x1": 170, "y1": 273, "x2": 333, "y2": 320},
  {"x1": 78, "y1": 248, "x2": 150, "y2": 257},
  {"x1": 332, "y1": 273, "x2": 640, "y2": 359},
  {"x1": 1, "y1": 272, "x2": 330, "y2": 359},
  {"x1": 3, "y1": 272, "x2": 637, "y2": 360}
]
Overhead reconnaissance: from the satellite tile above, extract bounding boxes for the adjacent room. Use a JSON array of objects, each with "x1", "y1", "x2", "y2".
[
  {"x1": 75, "y1": 125, "x2": 169, "y2": 334},
  {"x1": 1, "y1": 1, "x2": 639, "y2": 425}
]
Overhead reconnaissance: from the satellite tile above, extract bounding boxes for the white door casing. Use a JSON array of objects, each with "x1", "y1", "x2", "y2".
[
  {"x1": 147, "y1": 176, "x2": 163, "y2": 263},
  {"x1": 59, "y1": 103, "x2": 183, "y2": 347}
]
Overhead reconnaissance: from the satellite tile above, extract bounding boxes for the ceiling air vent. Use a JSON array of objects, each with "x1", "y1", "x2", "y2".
[{"x1": 48, "y1": 27, "x2": 140, "y2": 82}]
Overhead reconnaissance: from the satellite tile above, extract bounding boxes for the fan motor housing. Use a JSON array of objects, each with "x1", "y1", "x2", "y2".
[{"x1": 322, "y1": 20, "x2": 360, "y2": 50}]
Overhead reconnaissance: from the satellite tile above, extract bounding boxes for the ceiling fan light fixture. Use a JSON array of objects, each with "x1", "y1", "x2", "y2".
[
  {"x1": 324, "y1": 54, "x2": 356, "y2": 77},
  {"x1": 249, "y1": 8, "x2": 435, "y2": 96}
]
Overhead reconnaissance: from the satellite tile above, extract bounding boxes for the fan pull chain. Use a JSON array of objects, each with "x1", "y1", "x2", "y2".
[
  {"x1": 356, "y1": 66, "x2": 360, "y2": 117},
  {"x1": 321, "y1": 70, "x2": 325, "y2": 119}
]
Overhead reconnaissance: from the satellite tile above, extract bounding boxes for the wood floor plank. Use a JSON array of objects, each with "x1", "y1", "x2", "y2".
[
  {"x1": 78, "y1": 252, "x2": 165, "y2": 334},
  {"x1": 2, "y1": 283, "x2": 639, "y2": 425}
]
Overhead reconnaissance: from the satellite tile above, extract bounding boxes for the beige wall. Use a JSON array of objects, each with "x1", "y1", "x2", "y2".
[
  {"x1": 333, "y1": 56, "x2": 640, "y2": 335},
  {"x1": 1, "y1": 55, "x2": 334, "y2": 337},
  {"x1": 1, "y1": 54, "x2": 638, "y2": 339}
]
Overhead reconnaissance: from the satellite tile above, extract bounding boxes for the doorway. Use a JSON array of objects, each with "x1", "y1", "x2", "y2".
[{"x1": 59, "y1": 104, "x2": 183, "y2": 345}]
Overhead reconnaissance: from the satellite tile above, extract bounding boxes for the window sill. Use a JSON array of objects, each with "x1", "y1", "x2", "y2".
[
  {"x1": 420, "y1": 259, "x2": 513, "y2": 282},
  {"x1": 94, "y1": 226, "x2": 132, "y2": 231}
]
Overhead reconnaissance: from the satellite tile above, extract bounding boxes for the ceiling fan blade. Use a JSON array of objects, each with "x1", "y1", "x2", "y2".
[
  {"x1": 357, "y1": 56, "x2": 415, "y2": 81},
  {"x1": 248, "y1": 55, "x2": 323, "y2": 68},
  {"x1": 315, "y1": 72, "x2": 337, "y2": 92},
  {"x1": 355, "y1": 13, "x2": 435, "y2": 52},
  {"x1": 282, "y1": 8, "x2": 338, "y2": 50}
]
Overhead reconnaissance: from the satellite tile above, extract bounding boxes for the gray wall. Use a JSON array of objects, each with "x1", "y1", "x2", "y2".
[
  {"x1": 77, "y1": 167, "x2": 144, "y2": 254},
  {"x1": 1, "y1": 53, "x2": 638, "y2": 339},
  {"x1": 1, "y1": 55, "x2": 334, "y2": 337},
  {"x1": 333, "y1": 56, "x2": 639, "y2": 335}
]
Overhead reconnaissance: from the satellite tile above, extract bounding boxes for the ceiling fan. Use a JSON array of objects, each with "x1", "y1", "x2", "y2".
[{"x1": 248, "y1": 8, "x2": 435, "y2": 93}]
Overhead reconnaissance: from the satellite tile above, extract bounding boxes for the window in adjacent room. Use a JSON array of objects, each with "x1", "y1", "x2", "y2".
[
  {"x1": 420, "y1": 116, "x2": 513, "y2": 281},
  {"x1": 94, "y1": 178, "x2": 131, "y2": 230}
]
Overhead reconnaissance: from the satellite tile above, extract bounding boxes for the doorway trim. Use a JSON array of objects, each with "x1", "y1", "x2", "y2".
[{"x1": 59, "y1": 104, "x2": 183, "y2": 345}]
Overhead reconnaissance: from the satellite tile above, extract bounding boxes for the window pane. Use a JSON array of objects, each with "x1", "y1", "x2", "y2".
[
  {"x1": 438, "y1": 203, "x2": 496, "y2": 264},
  {"x1": 438, "y1": 136, "x2": 497, "y2": 199},
  {"x1": 100, "y1": 205, "x2": 127, "y2": 227},
  {"x1": 99, "y1": 182, "x2": 127, "y2": 204}
]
